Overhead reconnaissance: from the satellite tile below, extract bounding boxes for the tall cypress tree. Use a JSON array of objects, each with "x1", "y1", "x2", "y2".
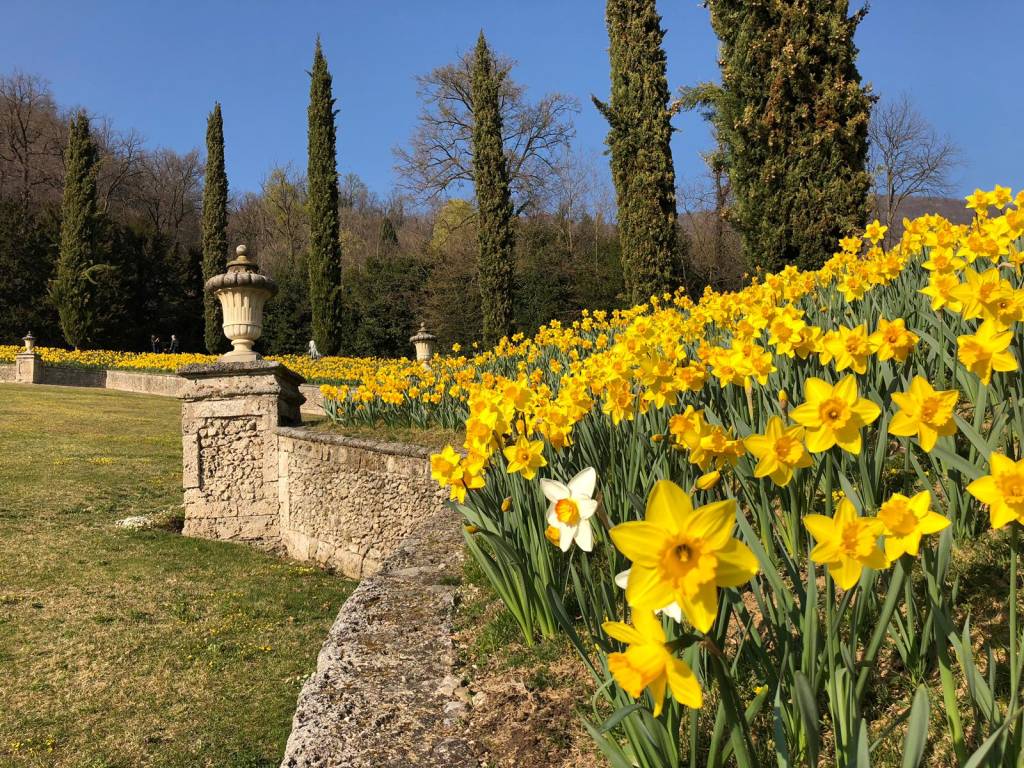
[
  {"x1": 708, "y1": 0, "x2": 872, "y2": 273},
  {"x1": 307, "y1": 38, "x2": 343, "y2": 354},
  {"x1": 471, "y1": 32, "x2": 515, "y2": 347},
  {"x1": 594, "y1": 0, "x2": 680, "y2": 305},
  {"x1": 50, "y1": 110, "x2": 100, "y2": 349},
  {"x1": 201, "y1": 102, "x2": 228, "y2": 353},
  {"x1": 377, "y1": 215, "x2": 398, "y2": 259}
]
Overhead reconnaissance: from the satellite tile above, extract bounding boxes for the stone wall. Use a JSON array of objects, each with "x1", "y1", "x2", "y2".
[
  {"x1": 276, "y1": 428, "x2": 447, "y2": 578},
  {"x1": 280, "y1": 511, "x2": 474, "y2": 768},
  {"x1": 0, "y1": 363, "x2": 325, "y2": 415},
  {"x1": 180, "y1": 362, "x2": 305, "y2": 550}
]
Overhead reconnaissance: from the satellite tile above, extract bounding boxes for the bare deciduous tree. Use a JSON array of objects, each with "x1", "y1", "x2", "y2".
[
  {"x1": 869, "y1": 94, "x2": 962, "y2": 232},
  {"x1": 130, "y1": 148, "x2": 202, "y2": 247},
  {"x1": 0, "y1": 71, "x2": 65, "y2": 203},
  {"x1": 394, "y1": 49, "x2": 579, "y2": 215}
]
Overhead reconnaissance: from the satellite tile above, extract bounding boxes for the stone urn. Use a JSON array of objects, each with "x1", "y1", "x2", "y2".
[
  {"x1": 409, "y1": 323, "x2": 437, "y2": 363},
  {"x1": 22, "y1": 331, "x2": 36, "y2": 353},
  {"x1": 205, "y1": 245, "x2": 277, "y2": 363}
]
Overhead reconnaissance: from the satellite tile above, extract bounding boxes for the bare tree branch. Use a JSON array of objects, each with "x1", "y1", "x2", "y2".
[
  {"x1": 394, "y1": 49, "x2": 579, "y2": 216},
  {"x1": 869, "y1": 93, "x2": 963, "y2": 234}
]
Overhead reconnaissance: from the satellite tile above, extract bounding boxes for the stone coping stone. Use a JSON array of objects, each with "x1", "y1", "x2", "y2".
[
  {"x1": 280, "y1": 510, "x2": 476, "y2": 768},
  {"x1": 274, "y1": 426, "x2": 435, "y2": 460},
  {"x1": 177, "y1": 359, "x2": 306, "y2": 385}
]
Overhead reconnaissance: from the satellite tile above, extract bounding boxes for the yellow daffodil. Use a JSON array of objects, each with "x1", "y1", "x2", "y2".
[
  {"x1": 610, "y1": 480, "x2": 758, "y2": 633},
  {"x1": 614, "y1": 569, "x2": 682, "y2": 624},
  {"x1": 957, "y1": 320, "x2": 1018, "y2": 385},
  {"x1": 869, "y1": 318, "x2": 919, "y2": 362},
  {"x1": 965, "y1": 188, "x2": 991, "y2": 215},
  {"x1": 789, "y1": 376, "x2": 881, "y2": 454},
  {"x1": 602, "y1": 610, "x2": 702, "y2": 714},
  {"x1": 888, "y1": 376, "x2": 959, "y2": 451},
  {"x1": 743, "y1": 416, "x2": 812, "y2": 486},
  {"x1": 804, "y1": 499, "x2": 888, "y2": 589},
  {"x1": 821, "y1": 324, "x2": 872, "y2": 374},
  {"x1": 877, "y1": 491, "x2": 950, "y2": 560},
  {"x1": 865, "y1": 219, "x2": 888, "y2": 242},
  {"x1": 430, "y1": 445, "x2": 485, "y2": 503},
  {"x1": 967, "y1": 453, "x2": 1024, "y2": 528},
  {"x1": 502, "y1": 435, "x2": 547, "y2": 480},
  {"x1": 920, "y1": 272, "x2": 964, "y2": 313}
]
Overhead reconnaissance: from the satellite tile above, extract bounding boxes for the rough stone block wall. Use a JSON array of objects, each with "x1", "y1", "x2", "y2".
[
  {"x1": 280, "y1": 512, "x2": 472, "y2": 768},
  {"x1": 105, "y1": 369, "x2": 190, "y2": 397},
  {"x1": 0, "y1": 364, "x2": 14, "y2": 382},
  {"x1": 275, "y1": 428, "x2": 448, "y2": 578},
  {"x1": 39, "y1": 366, "x2": 107, "y2": 388},
  {"x1": 180, "y1": 363, "x2": 305, "y2": 550}
]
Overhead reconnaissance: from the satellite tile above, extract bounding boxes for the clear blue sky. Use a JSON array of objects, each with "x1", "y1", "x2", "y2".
[{"x1": 2, "y1": 1, "x2": 1020, "y2": 199}]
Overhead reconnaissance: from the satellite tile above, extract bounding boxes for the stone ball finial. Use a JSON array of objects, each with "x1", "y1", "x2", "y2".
[{"x1": 229, "y1": 244, "x2": 253, "y2": 268}]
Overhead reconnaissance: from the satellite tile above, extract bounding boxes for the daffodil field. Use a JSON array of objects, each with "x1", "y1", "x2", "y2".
[
  {"x1": 414, "y1": 188, "x2": 1024, "y2": 767},
  {"x1": 8, "y1": 187, "x2": 1024, "y2": 766}
]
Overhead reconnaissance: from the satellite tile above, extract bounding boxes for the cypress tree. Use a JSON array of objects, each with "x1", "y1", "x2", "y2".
[
  {"x1": 708, "y1": 0, "x2": 873, "y2": 273},
  {"x1": 377, "y1": 215, "x2": 398, "y2": 259},
  {"x1": 201, "y1": 102, "x2": 228, "y2": 353},
  {"x1": 50, "y1": 110, "x2": 101, "y2": 349},
  {"x1": 470, "y1": 32, "x2": 515, "y2": 347},
  {"x1": 307, "y1": 38, "x2": 343, "y2": 355},
  {"x1": 594, "y1": 0, "x2": 680, "y2": 304}
]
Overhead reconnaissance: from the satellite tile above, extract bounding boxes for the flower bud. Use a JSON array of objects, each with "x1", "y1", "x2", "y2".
[
  {"x1": 544, "y1": 525, "x2": 561, "y2": 546},
  {"x1": 695, "y1": 470, "x2": 722, "y2": 491},
  {"x1": 651, "y1": 433, "x2": 664, "y2": 443},
  {"x1": 500, "y1": 496, "x2": 512, "y2": 512}
]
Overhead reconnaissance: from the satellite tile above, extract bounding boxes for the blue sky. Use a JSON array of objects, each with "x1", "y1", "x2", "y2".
[{"x1": 2, "y1": 1, "x2": 1020, "y2": 199}]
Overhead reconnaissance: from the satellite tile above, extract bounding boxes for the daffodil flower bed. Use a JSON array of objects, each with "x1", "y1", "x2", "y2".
[{"x1": 409, "y1": 187, "x2": 1024, "y2": 766}]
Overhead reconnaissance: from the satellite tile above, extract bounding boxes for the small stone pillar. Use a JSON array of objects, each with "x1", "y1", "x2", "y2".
[
  {"x1": 15, "y1": 332, "x2": 42, "y2": 384},
  {"x1": 178, "y1": 360, "x2": 305, "y2": 549}
]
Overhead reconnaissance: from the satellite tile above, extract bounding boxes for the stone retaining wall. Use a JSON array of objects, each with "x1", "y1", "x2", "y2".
[
  {"x1": 0, "y1": 363, "x2": 325, "y2": 415},
  {"x1": 280, "y1": 511, "x2": 474, "y2": 768},
  {"x1": 276, "y1": 428, "x2": 447, "y2": 578}
]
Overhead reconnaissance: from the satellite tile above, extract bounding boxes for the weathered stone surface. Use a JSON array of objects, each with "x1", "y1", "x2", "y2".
[
  {"x1": 280, "y1": 511, "x2": 477, "y2": 768},
  {"x1": 179, "y1": 364, "x2": 305, "y2": 551},
  {"x1": 14, "y1": 352, "x2": 42, "y2": 384},
  {"x1": 0, "y1": 364, "x2": 13, "y2": 382},
  {"x1": 115, "y1": 515, "x2": 155, "y2": 530},
  {"x1": 275, "y1": 428, "x2": 447, "y2": 578}
]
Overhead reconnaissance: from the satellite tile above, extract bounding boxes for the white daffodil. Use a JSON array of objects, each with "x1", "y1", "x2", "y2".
[
  {"x1": 614, "y1": 569, "x2": 683, "y2": 624},
  {"x1": 540, "y1": 467, "x2": 599, "y2": 552}
]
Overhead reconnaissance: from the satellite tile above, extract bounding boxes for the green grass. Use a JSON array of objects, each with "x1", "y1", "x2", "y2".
[
  {"x1": 0, "y1": 385, "x2": 356, "y2": 768},
  {"x1": 310, "y1": 418, "x2": 464, "y2": 450}
]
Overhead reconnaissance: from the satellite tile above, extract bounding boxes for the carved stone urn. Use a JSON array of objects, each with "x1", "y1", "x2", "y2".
[
  {"x1": 22, "y1": 331, "x2": 36, "y2": 353},
  {"x1": 409, "y1": 323, "x2": 437, "y2": 363},
  {"x1": 205, "y1": 245, "x2": 277, "y2": 363}
]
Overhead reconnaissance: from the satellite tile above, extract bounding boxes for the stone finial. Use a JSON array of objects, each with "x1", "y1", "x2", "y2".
[
  {"x1": 204, "y1": 244, "x2": 278, "y2": 364},
  {"x1": 409, "y1": 323, "x2": 437, "y2": 363},
  {"x1": 22, "y1": 331, "x2": 36, "y2": 353}
]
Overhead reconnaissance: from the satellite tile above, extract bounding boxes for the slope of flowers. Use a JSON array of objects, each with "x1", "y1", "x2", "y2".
[{"x1": 414, "y1": 186, "x2": 1024, "y2": 766}]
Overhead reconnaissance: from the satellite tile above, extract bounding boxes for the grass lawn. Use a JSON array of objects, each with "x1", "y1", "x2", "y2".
[{"x1": 0, "y1": 385, "x2": 356, "y2": 768}]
